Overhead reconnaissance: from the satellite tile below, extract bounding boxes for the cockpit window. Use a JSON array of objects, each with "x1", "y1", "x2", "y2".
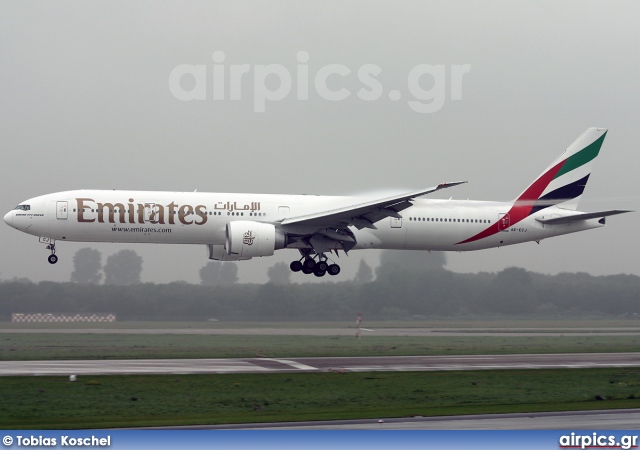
[{"x1": 14, "y1": 205, "x2": 30, "y2": 211}]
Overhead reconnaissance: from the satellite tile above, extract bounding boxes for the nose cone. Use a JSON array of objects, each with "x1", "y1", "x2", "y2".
[{"x1": 4, "y1": 210, "x2": 13, "y2": 227}]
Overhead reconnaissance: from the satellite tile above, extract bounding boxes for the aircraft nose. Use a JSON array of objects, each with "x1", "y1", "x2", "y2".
[{"x1": 3, "y1": 211, "x2": 13, "y2": 227}]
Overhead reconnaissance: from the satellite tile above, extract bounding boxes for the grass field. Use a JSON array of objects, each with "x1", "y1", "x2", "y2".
[
  {"x1": 2, "y1": 320, "x2": 639, "y2": 429},
  {"x1": 2, "y1": 333, "x2": 640, "y2": 360},
  {"x1": 2, "y1": 368, "x2": 640, "y2": 429}
]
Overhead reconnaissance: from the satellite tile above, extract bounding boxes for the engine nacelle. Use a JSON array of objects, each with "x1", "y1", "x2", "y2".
[
  {"x1": 225, "y1": 221, "x2": 285, "y2": 259},
  {"x1": 206, "y1": 244, "x2": 251, "y2": 261}
]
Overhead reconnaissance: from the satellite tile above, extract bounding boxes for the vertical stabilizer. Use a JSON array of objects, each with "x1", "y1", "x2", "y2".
[
  {"x1": 515, "y1": 127, "x2": 607, "y2": 213},
  {"x1": 457, "y1": 128, "x2": 609, "y2": 246}
]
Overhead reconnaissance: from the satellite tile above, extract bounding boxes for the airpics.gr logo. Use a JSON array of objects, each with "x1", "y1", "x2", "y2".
[
  {"x1": 559, "y1": 432, "x2": 638, "y2": 450},
  {"x1": 169, "y1": 51, "x2": 471, "y2": 113}
]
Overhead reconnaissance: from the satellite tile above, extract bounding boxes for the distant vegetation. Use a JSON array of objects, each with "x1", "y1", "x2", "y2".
[{"x1": 1, "y1": 250, "x2": 638, "y2": 321}]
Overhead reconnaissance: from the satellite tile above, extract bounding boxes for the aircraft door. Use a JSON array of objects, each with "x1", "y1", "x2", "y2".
[
  {"x1": 278, "y1": 206, "x2": 290, "y2": 220},
  {"x1": 144, "y1": 203, "x2": 159, "y2": 223},
  {"x1": 390, "y1": 217, "x2": 402, "y2": 228},
  {"x1": 498, "y1": 213, "x2": 510, "y2": 232},
  {"x1": 56, "y1": 201, "x2": 68, "y2": 220}
]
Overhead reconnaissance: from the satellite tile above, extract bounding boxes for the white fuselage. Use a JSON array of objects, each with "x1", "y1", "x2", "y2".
[{"x1": 4, "y1": 189, "x2": 604, "y2": 253}]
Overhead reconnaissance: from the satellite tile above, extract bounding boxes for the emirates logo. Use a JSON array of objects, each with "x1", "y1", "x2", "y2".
[{"x1": 243, "y1": 230, "x2": 255, "y2": 245}]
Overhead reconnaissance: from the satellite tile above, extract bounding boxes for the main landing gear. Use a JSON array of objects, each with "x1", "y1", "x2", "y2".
[{"x1": 290, "y1": 252, "x2": 341, "y2": 277}]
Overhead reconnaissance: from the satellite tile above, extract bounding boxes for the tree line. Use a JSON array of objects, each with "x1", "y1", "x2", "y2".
[
  {"x1": 69, "y1": 247, "x2": 363, "y2": 286},
  {"x1": 0, "y1": 249, "x2": 638, "y2": 320}
]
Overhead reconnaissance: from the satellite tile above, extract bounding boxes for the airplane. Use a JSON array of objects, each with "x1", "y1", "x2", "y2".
[{"x1": 4, "y1": 127, "x2": 631, "y2": 277}]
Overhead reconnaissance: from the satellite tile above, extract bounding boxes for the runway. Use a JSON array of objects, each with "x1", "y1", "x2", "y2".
[
  {"x1": 203, "y1": 409, "x2": 640, "y2": 430},
  {"x1": 2, "y1": 327, "x2": 640, "y2": 336},
  {"x1": 2, "y1": 352, "x2": 639, "y2": 376}
]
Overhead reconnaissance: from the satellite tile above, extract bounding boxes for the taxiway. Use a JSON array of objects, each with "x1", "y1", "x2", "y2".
[{"x1": 1, "y1": 352, "x2": 639, "y2": 376}]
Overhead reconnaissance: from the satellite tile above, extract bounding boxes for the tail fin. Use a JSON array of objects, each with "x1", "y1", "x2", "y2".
[{"x1": 514, "y1": 127, "x2": 607, "y2": 214}]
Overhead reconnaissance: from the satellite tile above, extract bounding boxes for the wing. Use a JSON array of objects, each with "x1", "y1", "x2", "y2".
[{"x1": 279, "y1": 181, "x2": 466, "y2": 253}]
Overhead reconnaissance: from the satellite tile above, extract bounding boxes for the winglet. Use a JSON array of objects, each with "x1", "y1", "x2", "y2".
[{"x1": 436, "y1": 181, "x2": 467, "y2": 191}]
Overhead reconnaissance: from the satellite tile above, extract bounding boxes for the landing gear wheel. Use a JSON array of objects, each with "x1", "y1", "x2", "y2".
[
  {"x1": 48, "y1": 254, "x2": 58, "y2": 265},
  {"x1": 302, "y1": 258, "x2": 316, "y2": 270},
  {"x1": 316, "y1": 261, "x2": 328, "y2": 272},
  {"x1": 290, "y1": 261, "x2": 302, "y2": 272},
  {"x1": 327, "y1": 264, "x2": 340, "y2": 276},
  {"x1": 302, "y1": 267, "x2": 314, "y2": 275},
  {"x1": 314, "y1": 269, "x2": 326, "y2": 277}
]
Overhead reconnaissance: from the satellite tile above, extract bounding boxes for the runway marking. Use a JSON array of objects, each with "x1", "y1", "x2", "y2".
[
  {"x1": 262, "y1": 359, "x2": 318, "y2": 371},
  {"x1": 439, "y1": 357, "x2": 496, "y2": 360}
]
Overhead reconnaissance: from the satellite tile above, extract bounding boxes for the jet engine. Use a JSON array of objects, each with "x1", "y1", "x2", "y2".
[{"x1": 225, "y1": 221, "x2": 285, "y2": 259}]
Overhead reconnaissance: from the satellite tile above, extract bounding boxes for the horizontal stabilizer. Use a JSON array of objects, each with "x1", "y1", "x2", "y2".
[{"x1": 535, "y1": 210, "x2": 632, "y2": 225}]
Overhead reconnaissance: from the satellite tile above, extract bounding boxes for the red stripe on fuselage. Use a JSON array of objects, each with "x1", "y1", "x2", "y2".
[{"x1": 456, "y1": 159, "x2": 565, "y2": 245}]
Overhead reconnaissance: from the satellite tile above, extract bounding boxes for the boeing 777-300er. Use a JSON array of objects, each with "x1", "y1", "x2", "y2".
[{"x1": 4, "y1": 128, "x2": 631, "y2": 277}]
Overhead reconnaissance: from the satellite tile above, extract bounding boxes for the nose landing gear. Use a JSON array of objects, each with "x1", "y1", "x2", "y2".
[{"x1": 46, "y1": 243, "x2": 58, "y2": 264}]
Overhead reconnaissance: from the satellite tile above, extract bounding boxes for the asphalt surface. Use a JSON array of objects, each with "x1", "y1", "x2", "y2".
[
  {"x1": 2, "y1": 352, "x2": 639, "y2": 376},
  {"x1": 3, "y1": 327, "x2": 640, "y2": 336},
  {"x1": 201, "y1": 409, "x2": 640, "y2": 430}
]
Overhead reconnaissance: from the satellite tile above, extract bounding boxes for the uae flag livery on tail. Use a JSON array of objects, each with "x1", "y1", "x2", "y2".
[{"x1": 458, "y1": 128, "x2": 626, "y2": 245}]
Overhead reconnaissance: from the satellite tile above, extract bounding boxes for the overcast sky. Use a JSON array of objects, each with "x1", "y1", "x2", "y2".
[{"x1": 1, "y1": 1, "x2": 638, "y2": 284}]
